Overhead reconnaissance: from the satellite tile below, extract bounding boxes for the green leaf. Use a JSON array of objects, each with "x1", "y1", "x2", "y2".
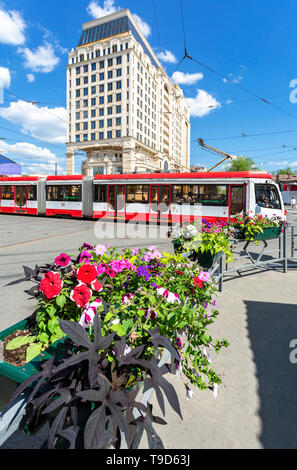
[
  {"x1": 56, "y1": 294, "x2": 66, "y2": 309},
  {"x1": 6, "y1": 335, "x2": 36, "y2": 350},
  {"x1": 26, "y1": 343, "x2": 43, "y2": 363},
  {"x1": 48, "y1": 317, "x2": 60, "y2": 334}
]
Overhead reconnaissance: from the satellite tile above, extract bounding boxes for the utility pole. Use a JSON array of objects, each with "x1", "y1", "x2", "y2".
[{"x1": 198, "y1": 138, "x2": 233, "y2": 171}]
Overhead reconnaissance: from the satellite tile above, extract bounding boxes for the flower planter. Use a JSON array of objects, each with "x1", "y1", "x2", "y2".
[
  {"x1": 173, "y1": 241, "x2": 223, "y2": 270},
  {"x1": 234, "y1": 226, "x2": 282, "y2": 242},
  {"x1": 0, "y1": 317, "x2": 66, "y2": 384}
]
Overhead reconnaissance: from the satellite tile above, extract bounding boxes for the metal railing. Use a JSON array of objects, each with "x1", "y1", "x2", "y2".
[{"x1": 210, "y1": 224, "x2": 297, "y2": 292}]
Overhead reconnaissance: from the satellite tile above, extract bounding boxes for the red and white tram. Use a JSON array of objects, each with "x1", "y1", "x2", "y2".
[{"x1": 0, "y1": 171, "x2": 285, "y2": 222}]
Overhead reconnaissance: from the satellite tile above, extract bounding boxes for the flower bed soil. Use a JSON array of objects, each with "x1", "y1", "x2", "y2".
[{"x1": 3, "y1": 330, "x2": 31, "y2": 367}]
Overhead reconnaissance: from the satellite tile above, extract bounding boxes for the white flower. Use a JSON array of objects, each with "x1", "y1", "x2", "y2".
[
  {"x1": 186, "y1": 387, "x2": 194, "y2": 400},
  {"x1": 112, "y1": 319, "x2": 120, "y2": 325},
  {"x1": 124, "y1": 345, "x2": 132, "y2": 356},
  {"x1": 202, "y1": 347, "x2": 212, "y2": 363},
  {"x1": 212, "y1": 383, "x2": 218, "y2": 399}
]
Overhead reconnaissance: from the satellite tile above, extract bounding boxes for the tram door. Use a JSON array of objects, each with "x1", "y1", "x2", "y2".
[
  {"x1": 107, "y1": 185, "x2": 126, "y2": 219},
  {"x1": 150, "y1": 185, "x2": 171, "y2": 222},
  {"x1": 14, "y1": 186, "x2": 27, "y2": 212},
  {"x1": 229, "y1": 185, "x2": 245, "y2": 219}
]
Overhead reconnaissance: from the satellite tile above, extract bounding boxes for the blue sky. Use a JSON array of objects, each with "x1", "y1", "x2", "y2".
[{"x1": 1, "y1": 0, "x2": 297, "y2": 174}]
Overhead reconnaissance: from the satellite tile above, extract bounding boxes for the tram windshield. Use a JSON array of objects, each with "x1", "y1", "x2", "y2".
[{"x1": 255, "y1": 184, "x2": 281, "y2": 210}]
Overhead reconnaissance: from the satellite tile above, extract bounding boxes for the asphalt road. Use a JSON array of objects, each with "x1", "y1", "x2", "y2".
[{"x1": 0, "y1": 211, "x2": 297, "y2": 449}]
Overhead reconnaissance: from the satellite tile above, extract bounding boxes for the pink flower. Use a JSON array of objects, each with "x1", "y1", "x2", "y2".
[
  {"x1": 95, "y1": 244, "x2": 110, "y2": 256},
  {"x1": 156, "y1": 287, "x2": 180, "y2": 304},
  {"x1": 96, "y1": 264, "x2": 106, "y2": 275},
  {"x1": 198, "y1": 271, "x2": 211, "y2": 283},
  {"x1": 122, "y1": 293, "x2": 135, "y2": 304},
  {"x1": 105, "y1": 267, "x2": 116, "y2": 278},
  {"x1": 55, "y1": 253, "x2": 71, "y2": 267},
  {"x1": 79, "y1": 250, "x2": 92, "y2": 264},
  {"x1": 79, "y1": 299, "x2": 102, "y2": 328}
]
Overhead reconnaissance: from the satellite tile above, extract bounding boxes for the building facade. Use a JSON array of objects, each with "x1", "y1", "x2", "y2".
[{"x1": 66, "y1": 9, "x2": 191, "y2": 176}]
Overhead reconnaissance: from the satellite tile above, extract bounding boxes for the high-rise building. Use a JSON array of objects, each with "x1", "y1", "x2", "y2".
[{"x1": 66, "y1": 9, "x2": 191, "y2": 175}]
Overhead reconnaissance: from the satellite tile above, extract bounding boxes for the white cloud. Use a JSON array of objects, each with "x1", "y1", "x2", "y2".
[
  {"x1": 87, "y1": 0, "x2": 119, "y2": 17},
  {"x1": 0, "y1": 141, "x2": 58, "y2": 160},
  {"x1": 87, "y1": 1, "x2": 151, "y2": 37},
  {"x1": 172, "y1": 71, "x2": 204, "y2": 85},
  {"x1": 186, "y1": 89, "x2": 221, "y2": 117},
  {"x1": 24, "y1": 162, "x2": 64, "y2": 175},
  {"x1": 0, "y1": 100, "x2": 67, "y2": 144},
  {"x1": 0, "y1": 67, "x2": 11, "y2": 89},
  {"x1": 0, "y1": 8, "x2": 26, "y2": 45},
  {"x1": 26, "y1": 73, "x2": 35, "y2": 83},
  {"x1": 132, "y1": 13, "x2": 151, "y2": 37},
  {"x1": 223, "y1": 65, "x2": 246, "y2": 84},
  {"x1": 157, "y1": 50, "x2": 177, "y2": 64},
  {"x1": 17, "y1": 42, "x2": 60, "y2": 73}
]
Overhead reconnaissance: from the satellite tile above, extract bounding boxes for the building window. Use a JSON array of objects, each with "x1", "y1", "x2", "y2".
[
  {"x1": 76, "y1": 89, "x2": 80, "y2": 98},
  {"x1": 84, "y1": 76, "x2": 88, "y2": 84},
  {"x1": 76, "y1": 101, "x2": 80, "y2": 108},
  {"x1": 99, "y1": 60, "x2": 104, "y2": 69},
  {"x1": 108, "y1": 82, "x2": 113, "y2": 91},
  {"x1": 116, "y1": 68, "x2": 122, "y2": 77},
  {"x1": 99, "y1": 72, "x2": 104, "y2": 81},
  {"x1": 113, "y1": 45, "x2": 118, "y2": 53},
  {"x1": 84, "y1": 65, "x2": 88, "y2": 73},
  {"x1": 91, "y1": 109, "x2": 96, "y2": 117},
  {"x1": 83, "y1": 134, "x2": 88, "y2": 141},
  {"x1": 83, "y1": 99, "x2": 88, "y2": 107},
  {"x1": 99, "y1": 108, "x2": 104, "y2": 116},
  {"x1": 91, "y1": 63, "x2": 96, "y2": 71},
  {"x1": 108, "y1": 58, "x2": 113, "y2": 67},
  {"x1": 76, "y1": 135, "x2": 80, "y2": 142},
  {"x1": 91, "y1": 86, "x2": 96, "y2": 94},
  {"x1": 107, "y1": 107, "x2": 112, "y2": 115},
  {"x1": 91, "y1": 98, "x2": 96, "y2": 106},
  {"x1": 116, "y1": 56, "x2": 122, "y2": 65},
  {"x1": 76, "y1": 112, "x2": 80, "y2": 119},
  {"x1": 99, "y1": 132, "x2": 104, "y2": 140},
  {"x1": 116, "y1": 117, "x2": 121, "y2": 126},
  {"x1": 116, "y1": 81, "x2": 122, "y2": 89},
  {"x1": 116, "y1": 105, "x2": 121, "y2": 113},
  {"x1": 99, "y1": 120, "x2": 104, "y2": 128},
  {"x1": 83, "y1": 122, "x2": 88, "y2": 130},
  {"x1": 116, "y1": 130, "x2": 121, "y2": 138},
  {"x1": 107, "y1": 95, "x2": 113, "y2": 103},
  {"x1": 76, "y1": 78, "x2": 80, "y2": 86},
  {"x1": 91, "y1": 133, "x2": 96, "y2": 141},
  {"x1": 91, "y1": 74, "x2": 96, "y2": 82},
  {"x1": 76, "y1": 123, "x2": 80, "y2": 131},
  {"x1": 116, "y1": 93, "x2": 121, "y2": 102},
  {"x1": 108, "y1": 70, "x2": 113, "y2": 79},
  {"x1": 107, "y1": 118, "x2": 112, "y2": 127},
  {"x1": 99, "y1": 96, "x2": 104, "y2": 104},
  {"x1": 76, "y1": 67, "x2": 80, "y2": 74},
  {"x1": 107, "y1": 131, "x2": 112, "y2": 139},
  {"x1": 83, "y1": 88, "x2": 88, "y2": 96},
  {"x1": 91, "y1": 121, "x2": 96, "y2": 129}
]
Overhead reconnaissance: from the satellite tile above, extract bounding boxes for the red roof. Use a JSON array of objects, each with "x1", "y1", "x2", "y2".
[
  {"x1": 94, "y1": 171, "x2": 273, "y2": 181},
  {"x1": 0, "y1": 176, "x2": 40, "y2": 182},
  {"x1": 46, "y1": 175, "x2": 85, "y2": 181}
]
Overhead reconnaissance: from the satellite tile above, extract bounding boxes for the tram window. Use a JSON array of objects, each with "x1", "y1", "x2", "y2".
[
  {"x1": 198, "y1": 185, "x2": 228, "y2": 206},
  {"x1": 127, "y1": 185, "x2": 148, "y2": 203},
  {"x1": 172, "y1": 185, "x2": 199, "y2": 204},
  {"x1": 255, "y1": 184, "x2": 281, "y2": 209},
  {"x1": 27, "y1": 185, "x2": 37, "y2": 200},
  {"x1": 94, "y1": 185, "x2": 107, "y2": 202},
  {"x1": 47, "y1": 185, "x2": 82, "y2": 202},
  {"x1": 1, "y1": 185, "x2": 14, "y2": 200}
]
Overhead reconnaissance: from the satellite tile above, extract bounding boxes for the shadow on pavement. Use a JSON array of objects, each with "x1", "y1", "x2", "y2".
[{"x1": 245, "y1": 300, "x2": 297, "y2": 448}]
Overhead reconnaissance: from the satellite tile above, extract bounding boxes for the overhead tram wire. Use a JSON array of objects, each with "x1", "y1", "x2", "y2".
[
  {"x1": 178, "y1": 1, "x2": 297, "y2": 123},
  {"x1": 152, "y1": 0, "x2": 162, "y2": 50}
]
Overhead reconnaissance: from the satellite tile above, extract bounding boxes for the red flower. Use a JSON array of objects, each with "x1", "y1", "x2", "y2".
[
  {"x1": 77, "y1": 264, "x2": 98, "y2": 284},
  {"x1": 70, "y1": 284, "x2": 92, "y2": 307},
  {"x1": 40, "y1": 272, "x2": 63, "y2": 299},
  {"x1": 175, "y1": 271, "x2": 183, "y2": 275},
  {"x1": 193, "y1": 276, "x2": 203, "y2": 288},
  {"x1": 91, "y1": 279, "x2": 103, "y2": 292}
]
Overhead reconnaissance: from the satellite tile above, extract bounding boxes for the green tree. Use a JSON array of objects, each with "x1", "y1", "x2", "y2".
[
  {"x1": 276, "y1": 167, "x2": 295, "y2": 175},
  {"x1": 227, "y1": 155, "x2": 258, "y2": 171}
]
